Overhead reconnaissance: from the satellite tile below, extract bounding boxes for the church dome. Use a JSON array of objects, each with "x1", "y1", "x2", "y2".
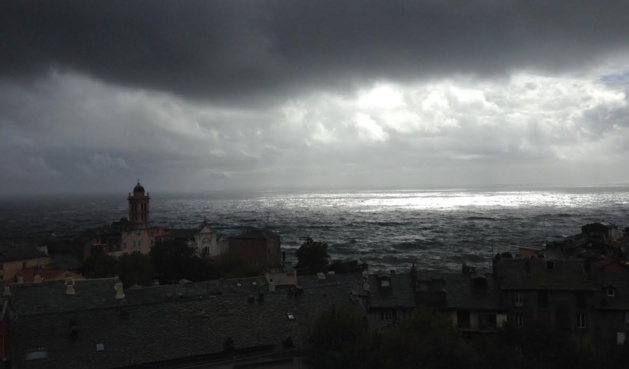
[{"x1": 133, "y1": 181, "x2": 145, "y2": 194}]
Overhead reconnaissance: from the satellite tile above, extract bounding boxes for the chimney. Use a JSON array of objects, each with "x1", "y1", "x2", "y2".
[
  {"x1": 269, "y1": 281, "x2": 276, "y2": 292},
  {"x1": 3, "y1": 285, "x2": 11, "y2": 296},
  {"x1": 34, "y1": 273, "x2": 43, "y2": 283},
  {"x1": 65, "y1": 277, "x2": 76, "y2": 295},
  {"x1": 17, "y1": 275, "x2": 24, "y2": 284},
  {"x1": 114, "y1": 280, "x2": 125, "y2": 300}
]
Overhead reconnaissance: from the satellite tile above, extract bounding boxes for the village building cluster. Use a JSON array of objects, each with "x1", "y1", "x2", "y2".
[{"x1": 2, "y1": 182, "x2": 629, "y2": 367}]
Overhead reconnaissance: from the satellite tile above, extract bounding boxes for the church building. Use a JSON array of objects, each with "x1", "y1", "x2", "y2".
[{"x1": 120, "y1": 181, "x2": 165, "y2": 254}]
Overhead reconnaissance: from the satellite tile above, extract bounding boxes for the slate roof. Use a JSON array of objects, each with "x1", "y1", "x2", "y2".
[
  {"x1": 231, "y1": 228, "x2": 280, "y2": 240},
  {"x1": 7, "y1": 275, "x2": 276, "y2": 317},
  {"x1": 441, "y1": 273, "x2": 505, "y2": 311},
  {"x1": 296, "y1": 272, "x2": 365, "y2": 292},
  {"x1": 161, "y1": 228, "x2": 196, "y2": 240},
  {"x1": 367, "y1": 273, "x2": 416, "y2": 309},
  {"x1": 5, "y1": 278, "x2": 363, "y2": 369},
  {"x1": 495, "y1": 258, "x2": 594, "y2": 291},
  {"x1": 0, "y1": 244, "x2": 47, "y2": 262}
]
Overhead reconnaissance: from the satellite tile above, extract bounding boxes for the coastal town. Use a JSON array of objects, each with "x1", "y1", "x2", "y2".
[{"x1": 2, "y1": 182, "x2": 629, "y2": 368}]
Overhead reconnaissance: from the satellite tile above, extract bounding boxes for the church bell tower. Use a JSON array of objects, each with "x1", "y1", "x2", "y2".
[{"x1": 128, "y1": 181, "x2": 150, "y2": 229}]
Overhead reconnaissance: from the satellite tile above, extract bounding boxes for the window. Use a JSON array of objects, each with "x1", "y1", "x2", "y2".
[
  {"x1": 138, "y1": 240, "x2": 142, "y2": 247},
  {"x1": 625, "y1": 311, "x2": 629, "y2": 324},
  {"x1": 457, "y1": 311, "x2": 471, "y2": 328},
  {"x1": 516, "y1": 313, "x2": 524, "y2": 327},
  {"x1": 538, "y1": 291, "x2": 548, "y2": 308},
  {"x1": 25, "y1": 349, "x2": 48, "y2": 361},
  {"x1": 96, "y1": 342, "x2": 105, "y2": 352},
  {"x1": 576, "y1": 292, "x2": 586, "y2": 308},
  {"x1": 479, "y1": 314, "x2": 497, "y2": 330},
  {"x1": 577, "y1": 313, "x2": 587, "y2": 328},
  {"x1": 132, "y1": 240, "x2": 136, "y2": 248},
  {"x1": 546, "y1": 261, "x2": 554, "y2": 270},
  {"x1": 618, "y1": 332, "x2": 626, "y2": 345},
  {"x1": 515, "y1": 291, "x2": 523, "y2": 306},
  {"x1": 607, "y1": 287, "x2": 616, "y2": 297},
  {"x1": 381, "y1": 311, "x2": 394, "y2": 321}
]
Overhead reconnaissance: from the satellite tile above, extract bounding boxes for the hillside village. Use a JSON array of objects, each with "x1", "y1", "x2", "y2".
[{"x1": 2, "y1": 183, "x2": 629, "y2": 367}]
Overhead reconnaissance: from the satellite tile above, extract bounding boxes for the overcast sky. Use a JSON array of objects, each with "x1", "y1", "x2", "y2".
[{"x1": 2, "y1": 1, "x2": 629, "y2": 195}]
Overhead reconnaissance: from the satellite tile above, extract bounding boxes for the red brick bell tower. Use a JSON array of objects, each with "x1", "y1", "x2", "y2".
[{"x1": 128, "y1": 181, "x2": 150, "y2": 229}]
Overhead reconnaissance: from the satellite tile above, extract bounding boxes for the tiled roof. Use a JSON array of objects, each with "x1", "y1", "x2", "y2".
[
  {"x1": 162, "y1": 228, "x2": 196, "y2": 240},
  {"x1": 367, "y1": 273, "x2": 416, "y2": 309},
  {"x1": 441, "y1": 273, "x2": 505, "y2": 311},
  {"x1": 0, "y1": 245, "x2": 47, "y2": 262},
  {"x1": 296, "y1": 272, "x2": 365, "y2": 292},
  {"x1": 231, "y1": 229, "x2": 280, "y2": 240},
  {"x1": 6, "y1": 281, "x2": 362, "y2": 369},
  {"x1": 495, "y1": 258, "x2": 594, "y2": 291},
  {"x1": 17, "y1": 268, "x2": 84, "y2": 284}
]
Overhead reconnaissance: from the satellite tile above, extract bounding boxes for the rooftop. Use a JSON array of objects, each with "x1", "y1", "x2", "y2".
[{"x1": 7, "y1": 279, "x2": 358, "y2": 368}]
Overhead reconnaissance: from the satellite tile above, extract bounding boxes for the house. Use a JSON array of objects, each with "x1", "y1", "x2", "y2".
[
  {"x1": 155, "y1": 220, "x2": 228, "y2": 258},
  {"x1": 2, "y1": 275, "x2": 365, "y2": 368},
  {"x1": 364, "y1": 271, "x2": 417, "y2": 326},
  {"x1": 588, "y1": 258, "x2": 629, "y2": 347},
  {"x1": 228, "y1": 228, "x2": 282, "y2": 269},
  {"x1": 582, "y1": 222, "x2": 623, "y2": 242},
  {"x1": 441, "y1": 271, "x2": 507, "y2": 334},
  {"x1": 12, "y1": 267, "x2": 84, "y2": 284},
  {"x1": 493, "y1": 256, "x2": 597, "y2": 348},
  {"x1": 0, "y1": 244, "x2": 50, "y2": 283}
]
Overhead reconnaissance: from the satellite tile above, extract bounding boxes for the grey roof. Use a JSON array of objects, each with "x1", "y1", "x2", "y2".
[
  {"x1": 6, "y1": 279, "x2": 363, "y2": 369},
  {"x1": 495, "y1": 258, "x2": 595, "y2": 291},
  {"x1": 296, "y1": 272, "x2": 365, "y2": 292},
  {"x1": 0, "y1": 244, "x2": 47, "y2": 262},
  {"x1": 367, "y1": 273, "x2": 416, "y2": 309},
  {"x1": 161, "y1": 228, "x2": 196, "y2": 240},
  {"x1": 7, "y1": 276, "x2": 277, "y2": 317},
  {"x1": 441, "y1": 273, "x2": 505, "y2": 311},
  {"x1": 9, "y1": 278, "x2": 126, "y2": 316},
  {"x1": 230, "y1": 228, "x2": 280, "y2": 240}
]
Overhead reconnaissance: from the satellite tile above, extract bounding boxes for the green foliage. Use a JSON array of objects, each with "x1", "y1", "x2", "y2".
[
  {"x1": 150, "y1": 239, "x2": 220, "y2": 284},
  {"x1": 83, "y1": 248, "x2": 117, "y2": 279},
  {"x1": 116, "y1": 252, "x2": 155, "y2": 287},
  {"x1": 215, "y1": 250, "x2": 262, "y2": 278},
  {"x1": 308, "y1": 305, "x2": 372, "y2": 369},
  {"x1": 308, "y1": 306, "x2": 479, "y2": 369},
  {"x1": 296, "y1": 237, "x2": 330, "y2": 274},
  {"x1": 83, "y1": 249, "x2": 154, "y2": 287},
  {"x1": 377, "y1": 306, "x2": 476, "y2": 369}
]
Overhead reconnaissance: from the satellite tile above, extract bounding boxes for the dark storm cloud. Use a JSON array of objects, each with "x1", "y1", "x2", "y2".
[{"x1": 2, "y1": 0, "x2": 629, "y2": 102}]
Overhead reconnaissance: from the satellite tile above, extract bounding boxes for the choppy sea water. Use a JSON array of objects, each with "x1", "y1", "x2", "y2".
[{"x1": 1, "y1": 187, "x2": 629, "y2": 272}]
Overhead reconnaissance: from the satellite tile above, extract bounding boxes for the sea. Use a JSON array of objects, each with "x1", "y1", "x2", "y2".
[{"x1": 1, "y1": 186, "x2": 629, "y2": 272}]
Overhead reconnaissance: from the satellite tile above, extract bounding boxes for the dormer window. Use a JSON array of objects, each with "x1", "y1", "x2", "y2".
[
  {"x1": 607, "y1": 287, "x2": 616, "y2": 297},
  {"x1": 546, "y1": 261, "x2": 554, "y2": 270},
  {"x1": 515, "y1": 291, "x2": 523, "y2": 306},
  {"x1": 25, "y1": 349, "x2": 48, "y2": 361},
  {"x1": 379, "y1": 275, "x2": 391, "y2": 288},
  {"x1": 95, "y1": 342, "x2": 105, "y2": 352}
]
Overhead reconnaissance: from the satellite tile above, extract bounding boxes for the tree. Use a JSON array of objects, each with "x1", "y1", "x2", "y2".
[
  {"x1": 115, "y1": 252, "x2": 155, "y2": 287},
  {"x1": 150, "y1": 239, "x2": 217, "y2": 284},
  {"x1": 296, "y1": 238, "x2": 330, "y2": 274},
  {"x1": 307, "y1": 305, "x2": 372, "y2": 369},
  {"x1": 376, "y1": 306, "x2": 477, "y2": 369}
]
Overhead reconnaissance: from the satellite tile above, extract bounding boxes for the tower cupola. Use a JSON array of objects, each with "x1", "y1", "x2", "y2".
[{"x1": 128, "y1": 180, "x2": 150, "y2": 228}]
